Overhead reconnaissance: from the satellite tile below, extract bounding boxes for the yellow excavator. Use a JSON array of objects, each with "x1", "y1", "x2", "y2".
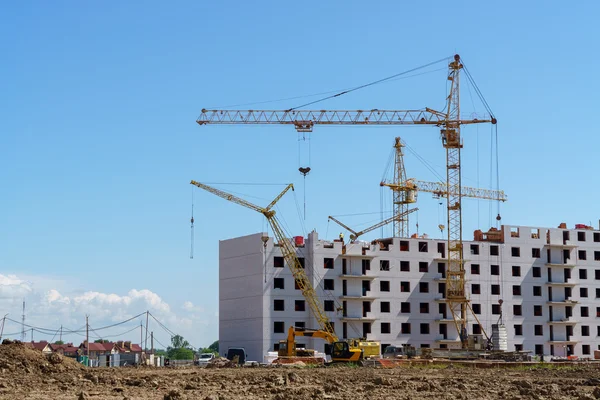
[{"x1": 278, "y1": 326, "x2": 363, "y2": 363}]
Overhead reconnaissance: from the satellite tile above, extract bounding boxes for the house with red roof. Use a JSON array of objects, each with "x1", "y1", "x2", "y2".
[
  {"x1": 76, "y1": 340, "x2": 144, "y2": 363},
  {"x1": 25, "y1": 341, "x2": 52, "y2": 354},
  {"x1": 78, "y1": 341, "x2": 113, "y2": 359},
  {"x1": 48, "y1": 343, "x2": 79, "y2": 357}
]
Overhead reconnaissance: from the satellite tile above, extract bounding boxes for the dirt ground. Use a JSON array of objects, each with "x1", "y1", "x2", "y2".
[{"x1": 2, "y1": 342, "x2": 600, "y2": 400}]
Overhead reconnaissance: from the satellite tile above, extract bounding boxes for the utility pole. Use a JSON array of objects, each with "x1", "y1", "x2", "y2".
[
  {"x1": 30, "y1": 328, "x2": 33, "y2": 342},
  {"x1": 0, "y1": 314, "x2": 7, "y2": 342},
  {"x1": 144, "y1": 311, "x2": 149, "y2": 352},
  {"x1": 85, "y1": 315, "x2": 89, "y2": 366},
  {"x1": 59, "y1": 325, "x2": 62, "y2": 343},
  {"x1": 151, "y1": 331, "x2": 154, "y2": 354},
  {"x1": 21, "y1": 301, "x2": 25, "y2": 342},
  {"x1": 140, "y1": 322, "x2": 143, "y2": 350}
]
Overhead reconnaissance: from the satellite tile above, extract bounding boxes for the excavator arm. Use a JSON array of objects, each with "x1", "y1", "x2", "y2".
[{"x1": 288, "y1": 326, "x2": 337, "y2": 344}]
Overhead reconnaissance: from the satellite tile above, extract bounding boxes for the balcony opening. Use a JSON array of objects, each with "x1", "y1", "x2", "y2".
[
  {"x1": 439, "y1": 323, "x2": 447, "y2": 339},
  {"x1": 362, "y1": 301, "x2": 371, "y2": 317},
  {"x1": 361, "y1": 280, "x2": 370, "y2": 296},
  {"x1": 563, "y1": 250, "x2": 570, "y2": 264},
  {"x1": 362, "y1": 322, "x2": 371, "y2": 337},
  {"x1": 437, "y1": 242, "x2": 446, "y2": 258}
]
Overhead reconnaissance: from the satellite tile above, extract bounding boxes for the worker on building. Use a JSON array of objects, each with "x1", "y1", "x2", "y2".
[{"x1": 339, "y1": 232, "x2": 344, "y2": 243}]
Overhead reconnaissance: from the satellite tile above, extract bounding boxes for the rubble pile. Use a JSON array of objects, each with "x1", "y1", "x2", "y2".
[
  {"x1": 205, "y1": 357, "x2": 237, "y2": 368},
  {"x1": 0, "y1": 340, "x2": 84, "y2": 375}
]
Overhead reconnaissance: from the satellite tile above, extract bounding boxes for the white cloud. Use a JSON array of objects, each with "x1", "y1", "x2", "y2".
[
  {"x1": 45, "y1": 289, "x2": 70, "y2": 304},
  {"x1": 0, "y1": 274, "x2": 32, "y2": 299},
  {"x1": 0, "y1": 273, "x2": 217, "y2": 349},
  {"x1": 182, "y1": 301, "x2": 204, "y2": 313}
]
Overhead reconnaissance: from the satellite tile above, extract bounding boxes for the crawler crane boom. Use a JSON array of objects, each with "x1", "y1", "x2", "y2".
[{"x1": 190, "y1": 180, "x2": 336, "y2": 338}]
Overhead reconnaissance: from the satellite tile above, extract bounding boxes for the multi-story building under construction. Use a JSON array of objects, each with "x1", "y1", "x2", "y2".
[{"x1": 219, "y1": 223, "x2": 600, "y2": 362}]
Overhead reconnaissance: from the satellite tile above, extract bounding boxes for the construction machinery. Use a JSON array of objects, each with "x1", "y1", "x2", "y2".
[
  {"x1": 196, "y1": 55, "x2": 497, "y2": 348},
  {"x1": 190, "y1": 180, "x2": 375, "y2": 356},
  {"x1": 328, "y1": 208, "x2": 418, "y2": 242},
  {"x1": 380, "y1": 137, "x2": 507, "y2": 237},
  {"x1": 278, "y1": 326, "x2": 363, "y2": 363},
  {"x1": 380, "y1": 137, "x2": 506, "y2": 237}
]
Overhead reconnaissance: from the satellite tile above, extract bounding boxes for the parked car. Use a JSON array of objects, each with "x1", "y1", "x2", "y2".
[
  {"x1": 383, "y1": 345, "x2": 416, "y2": 359},
  {"x1": 196, "y1": 353, "x2": 215, "y2": 366},
  {"x1": 226, "y1": 347, "x2": 247, "y2": 365}
]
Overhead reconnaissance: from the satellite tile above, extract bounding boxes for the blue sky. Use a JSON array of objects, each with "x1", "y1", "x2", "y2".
[{"x1": 1, "y1": 1, "x2": 598, "y2": 347}]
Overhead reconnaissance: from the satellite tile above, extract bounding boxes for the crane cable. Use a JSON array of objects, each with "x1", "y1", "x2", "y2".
[
  {"x1": 205, "y1": 65, "x2": 447, "y2": 110},
  {"x1": 286, "y1": 56, "x2": 452, "y2": 111},
  {"x1": 190, "y1": 188, "x2": 194, "y2": 260}
]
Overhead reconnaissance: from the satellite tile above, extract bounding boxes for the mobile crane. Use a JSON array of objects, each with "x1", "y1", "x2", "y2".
[{"x1": 190, "y1": 180, "x2": 367, "y2": 362}]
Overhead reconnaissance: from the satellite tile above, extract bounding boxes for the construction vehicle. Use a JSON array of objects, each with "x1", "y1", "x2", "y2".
[
  {"x1": 382, "y1": 344, "x2": 417, "y2": 359},
  {"x1": 278, "y1": 326, "x2": 362, "y2": 363},
  {"x1": 190, "y1": 181, "x2": 373, "y2": 359}
]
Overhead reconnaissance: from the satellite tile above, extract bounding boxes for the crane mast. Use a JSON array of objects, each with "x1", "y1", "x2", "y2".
[
  {"x1": 392, "y1": 138, "x2": 414, "y2": 238},
  {"x1": 190, "y1": 180, "x2": 337, "y2": 339},
  {"x1": 443, "y1": 56, "x2": 469, "y2": 343},
  {"x1": 196, "y1": 55, "x2": 497, "y2": 348}
]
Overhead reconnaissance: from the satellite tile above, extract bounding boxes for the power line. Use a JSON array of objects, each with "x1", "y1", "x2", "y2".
[{"x1": 4, "y1": 312, "x2": 147, "y2": 335}]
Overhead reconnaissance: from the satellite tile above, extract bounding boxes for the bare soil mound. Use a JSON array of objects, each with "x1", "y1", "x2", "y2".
[
  {"x1": 1, "y1": 353, "x2": 600, "y2": 399},
  {"x1": 0, "y1": 340, "x2": 85, "y2": 375}
]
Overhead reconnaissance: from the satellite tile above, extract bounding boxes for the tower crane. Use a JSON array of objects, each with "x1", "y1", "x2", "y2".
[
  {"x1": 328, "y1": 208, "x2": 418, "y2": 242},
  {"x1": 196, "y1": 55, "x2": 497, "y2": 348},
  {"x1": 380, "y1": 136, "x2": 507, "y2": 237}
]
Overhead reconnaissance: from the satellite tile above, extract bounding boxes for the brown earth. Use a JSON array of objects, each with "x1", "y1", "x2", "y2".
[{"x1": 2, "y1": 342, "x2": 600, "y2": 399}]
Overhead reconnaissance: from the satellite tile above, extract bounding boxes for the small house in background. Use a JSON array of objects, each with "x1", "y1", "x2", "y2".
[
  {"x1": 115, "y1": 341, "x2": 143, "y2": 355},
  {"x1": 78, "y1": 341, "x2": 113, "y2": 359},
  {"x1": 49, "y1": 343, "x2": 79, "y2": 357},
  {"x1": 25, "y1": 341, "x2": 52, "y2": 354}
]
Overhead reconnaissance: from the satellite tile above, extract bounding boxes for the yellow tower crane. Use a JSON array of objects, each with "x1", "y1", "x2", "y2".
[
  {"x1": 380, "y1": 136, "x2": 507, "y2": 237},
  {"x1": 196, "y1": 55, "x2": 497, "y2": 348}
]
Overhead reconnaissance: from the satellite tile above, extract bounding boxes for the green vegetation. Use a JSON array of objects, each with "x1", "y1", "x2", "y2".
[
  {"x1": 197, "y1": 340, "x2": 219, "y2": 356},
  {"x1": 167, "y1": 335, "x2": 194, "y2": 360}
]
